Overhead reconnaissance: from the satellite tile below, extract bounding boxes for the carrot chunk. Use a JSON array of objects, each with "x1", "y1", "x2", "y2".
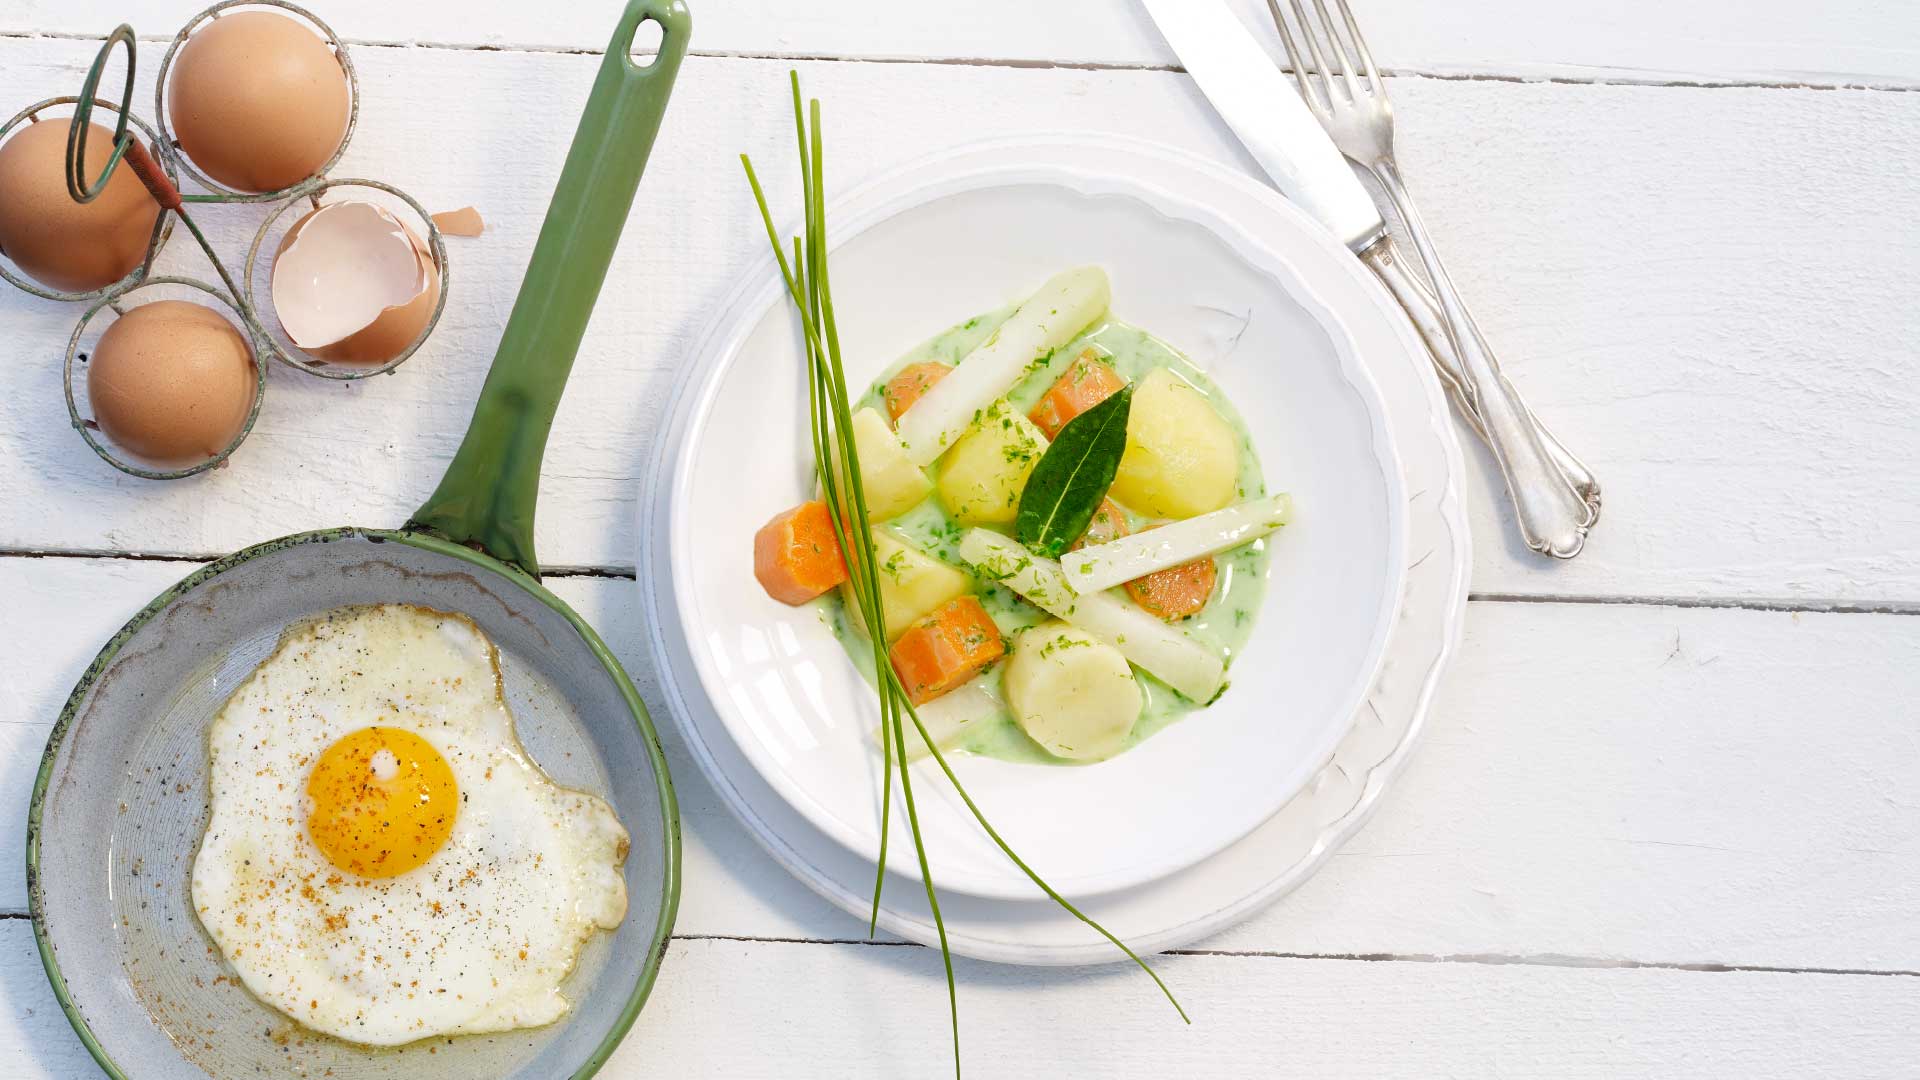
[
  {"x1": 1072, "y1": 497, "x2": 1130, "y2": 550},
  {"x1": 882, "y1": 361, "x2": 952, "y2": 425},
  {"x1": 889, "y1": 595, "x2": 1006, "y2": 705},
  {"x1": 1124, "y1": 540, "x2": 1218, "y2": 622},
  {"x1": 1028, "y1": 350, "x2": 1126, "y2": 440},
  {"x1": 753, "y1": 501, "x2": 849, "y2": 605}
]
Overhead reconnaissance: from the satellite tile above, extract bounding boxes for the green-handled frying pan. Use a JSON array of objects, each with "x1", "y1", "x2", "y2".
[{"x1": 27, "y1": 4, "x2": 689, "y2": 1077}]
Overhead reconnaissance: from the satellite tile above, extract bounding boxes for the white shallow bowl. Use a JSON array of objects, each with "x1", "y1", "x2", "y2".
[
  {"x1": 642, "y1": 136, "x2": 1468, "y2": 962},
  {"x1": 653, "y1": 139, "x2": 1407, "y2": 900}
]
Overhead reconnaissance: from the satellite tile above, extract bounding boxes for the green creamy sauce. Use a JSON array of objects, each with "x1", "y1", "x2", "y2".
[{"x1": 822, "y1": 305, "x2": 1272, "y2": 766}]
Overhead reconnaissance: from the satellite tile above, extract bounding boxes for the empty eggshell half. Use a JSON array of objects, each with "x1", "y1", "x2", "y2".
[{"x1": 272, "y1": 200, "x2": 438, "y2": 365}]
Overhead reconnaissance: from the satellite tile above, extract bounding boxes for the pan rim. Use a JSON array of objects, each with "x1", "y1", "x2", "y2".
[{"x1": 26, "y1": 525, "x2": 681, "y2": 1080}]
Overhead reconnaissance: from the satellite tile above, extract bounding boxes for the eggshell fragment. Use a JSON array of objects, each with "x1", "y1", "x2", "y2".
[
  {"x1": 430, "y1": 206, "x2": 484, "y2": 237},
  {"x1": 0, "y1": 119, "x2": 160, "y2": 292},
  {"x1": 88, "y1": 300, "x2": 256, "y2": 469},
  {"x1": 168, "y1": 10, "x2": 350, "y2": 193},
  {"x1": 272, "y1": 201, "x2": 439, "y2": 365}
]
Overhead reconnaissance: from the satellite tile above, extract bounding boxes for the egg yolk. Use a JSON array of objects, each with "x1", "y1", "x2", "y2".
[{"x1": 306, "y1": 726, "x2": 457, "y2": 879}]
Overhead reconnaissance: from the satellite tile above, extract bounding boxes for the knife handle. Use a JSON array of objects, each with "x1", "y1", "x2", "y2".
[
  {"x1": 1360, "y1": 235, "x2": 1602, "y2": 520},
  {"x1": 1367, "y1": 160, "x2": 1596, "y2": 559}
]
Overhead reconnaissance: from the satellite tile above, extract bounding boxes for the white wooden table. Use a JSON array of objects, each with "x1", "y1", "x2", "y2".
[{"x1": 4, "y1": 2, "x2": 1918, "y2": 1075}]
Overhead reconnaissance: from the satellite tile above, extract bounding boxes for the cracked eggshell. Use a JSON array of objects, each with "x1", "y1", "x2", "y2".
[
  {"x1": 271, "y1": 200, "x2": 439, "y2": 366},
  {"x1": 88, "y1": 300, "x2": 256, "y2": 469}
]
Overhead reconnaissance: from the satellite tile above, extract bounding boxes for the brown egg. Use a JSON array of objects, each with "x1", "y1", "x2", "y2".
[
  {"x1": 168, "y1": 10, "x2": 349, "y2": 193},
  {"x1": 0, "y1": 119, "x2": 160, "y2": 292},
  {"x1": 273, "y1": 201, "x2": 439, "y2": 365},
  {"x1": 88, "y1": 300, "x2": 257, "y2": 470}
]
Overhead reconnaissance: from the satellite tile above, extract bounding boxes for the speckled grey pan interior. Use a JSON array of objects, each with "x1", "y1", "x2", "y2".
[{"x1": 29, "y1": 530, "x2": 680, "y2": 1079}]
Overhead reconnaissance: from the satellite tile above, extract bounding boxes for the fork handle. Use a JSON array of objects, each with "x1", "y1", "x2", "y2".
[
  {"x1": 1368, "y1": 159, "x2": 1595, "y2": 559},
  {"x1": 1359, "y1": 235, "x2": 1602, "y2": 519}
]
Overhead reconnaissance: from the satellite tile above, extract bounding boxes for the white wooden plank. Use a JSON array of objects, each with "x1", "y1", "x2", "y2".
[
  {"x1": 1, "y1": 920, "x2": 1915, "y2": 1079},
  {"x1": 618, "y1": 942, "x2": 1920, "y2": 1079},
  {"x1": 576, "y1": 581, "x2": 1920, "y2": 974},
  {"x1": 9, "y1": 0, "x2": 1918, "y2": 87},
  {"x1": 0, "y1": 921, "x2": 101, "y2": 1080},
  {"x1": 1400, "y1": 79, "x2": 1920, "y2": 605},
  {"x1": 0, "y1": 42, "x2": 1914, "y2": 602},
  {"x1": 1204, "y1": 599, "x2": 1920, "y2": 971},
  {"x1": 7, "y1": 558, "x2": 1917, "y2": 974}
]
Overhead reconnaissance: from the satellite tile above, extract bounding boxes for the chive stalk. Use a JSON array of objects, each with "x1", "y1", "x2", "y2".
[{"x1": 742, "y1": 72, "x2": 1187, "y2": 1078}]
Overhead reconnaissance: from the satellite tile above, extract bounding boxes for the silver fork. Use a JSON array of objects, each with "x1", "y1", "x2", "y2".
[{"x1": 1269, "y1": 0, "x2": 1598, "y2": 559}]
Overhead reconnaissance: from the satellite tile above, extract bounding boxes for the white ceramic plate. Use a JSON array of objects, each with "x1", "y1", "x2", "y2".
[
  {"x1": 652, "y1": 138, "x2": 1407, "y2": 900},
  {"x1": 645, "y1": 136, "x2": 1468, "y2": 961}
]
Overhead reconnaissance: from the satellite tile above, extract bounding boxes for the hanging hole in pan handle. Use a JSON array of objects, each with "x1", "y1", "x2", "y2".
[
  {"x1": 616, "y1": 0, "x2": 688, "y2": 75},
  {"x1": 628, "y1": 15, "x2": 665, "y2": 67},
  {"x1": 66, "y1": 25, "x2": 138, "y2": 205}
]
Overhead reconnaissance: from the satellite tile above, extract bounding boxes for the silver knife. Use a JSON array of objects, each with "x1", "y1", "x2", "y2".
[{"x1": 1141, "y1": 0, "x2": 1601, "y2": 535}]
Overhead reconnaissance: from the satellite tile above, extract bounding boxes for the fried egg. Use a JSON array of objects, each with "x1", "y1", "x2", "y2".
[{"x1": 190, "y1": 603, "x2": 629, "y2": 1046}]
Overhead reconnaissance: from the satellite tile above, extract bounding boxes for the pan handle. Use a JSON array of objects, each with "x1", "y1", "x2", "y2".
[{"x1": 408, "y1": 0, "x2": 690, "y2": 578}]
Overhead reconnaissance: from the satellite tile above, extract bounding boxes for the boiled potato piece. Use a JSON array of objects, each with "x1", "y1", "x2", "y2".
[
  {"x1": 935, "y1": 399, "x2": 1048, "y2": 527},
  {"x1": 842, "y1": 528, "x2": 971, "y2": 642},
  {"x1": 1003, "y1": 621, "x2": 1143, "y2": 761},
  {"x1": 1110, "y1": 367, "x2": 1238, "y2": 519},
  {"x1": 832, "y1": 407, "x2": 931, "y2": 521}
]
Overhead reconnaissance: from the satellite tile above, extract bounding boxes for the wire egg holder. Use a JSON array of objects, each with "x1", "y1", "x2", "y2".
[{"x1": 0, "y1": 1, "x2": 451, "y2": 479}]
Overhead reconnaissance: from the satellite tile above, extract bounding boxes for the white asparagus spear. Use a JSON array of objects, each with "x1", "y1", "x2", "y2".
[
  {"x1": 958, "y1": 529, "x2": 1225, "y2": 703},
  {"x1": 872, "y1": 673, "x2": 1002, "y2": 762},
  {"x1": 895, "y1": 266, "x2": 1110, "y2": 466},
  {"x1": 1060, "y1": 494, "x2": 1293, "y2": 594}
]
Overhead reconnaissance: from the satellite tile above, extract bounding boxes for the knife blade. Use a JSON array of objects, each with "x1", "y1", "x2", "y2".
[
  {"x1": 1141, "y1": 0, "x2": 1382, "y2": 250},
  {"x1": 1142, "y1": 0, "x2": 1603, "y2": 514}
]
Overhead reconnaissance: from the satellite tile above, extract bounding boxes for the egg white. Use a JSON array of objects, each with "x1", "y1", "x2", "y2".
[{"x1": 190, "y1": 603, "x2": 629, "y2": 1046}]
